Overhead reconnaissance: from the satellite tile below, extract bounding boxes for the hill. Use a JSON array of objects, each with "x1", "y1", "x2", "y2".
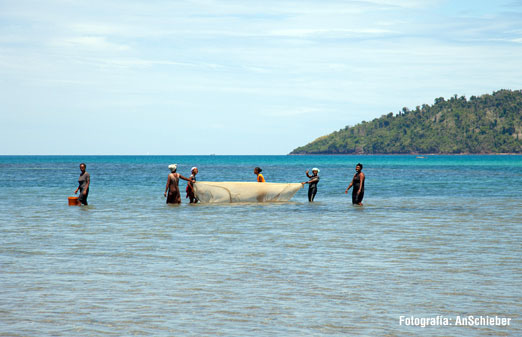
[{"x1": 290, "y1": 89, "x2": 522, "y2": 154}]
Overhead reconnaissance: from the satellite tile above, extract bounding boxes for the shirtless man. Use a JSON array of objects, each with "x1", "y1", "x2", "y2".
[{"x1": 164, "y1": 164, "x2": 194, "y2": 204}]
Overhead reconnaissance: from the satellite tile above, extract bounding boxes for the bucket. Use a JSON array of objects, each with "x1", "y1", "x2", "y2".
[{"x1": 68, "y1": 196, "x2": 80, "y2": 206}]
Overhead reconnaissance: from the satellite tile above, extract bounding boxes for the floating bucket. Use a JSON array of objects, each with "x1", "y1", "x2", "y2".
[{"x1": 68, "y1": 196, "x2": 80, "y2": 206}]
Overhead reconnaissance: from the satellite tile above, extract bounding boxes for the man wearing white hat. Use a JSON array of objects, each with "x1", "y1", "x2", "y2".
[
  {"x1": 302, "y1": 168, "x2": 320, "y2": 202},
  {"x1": 186, "y1": 167, "x2": 199, "y2": 203},
  {"x1": 164, "y1": 164, "x2": 194, "y2": 204}
]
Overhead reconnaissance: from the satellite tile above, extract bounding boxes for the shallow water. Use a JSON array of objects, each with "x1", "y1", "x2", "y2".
[{"x1": 0, "y1": 155, "x2": 521, "y2": 336}]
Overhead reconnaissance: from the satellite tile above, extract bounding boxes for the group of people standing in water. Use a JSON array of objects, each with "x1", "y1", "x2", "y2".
[
  {"x1": 299, "y1": 163, "x2": 365, "y2": 205},
  {"x1": 74, "y1": 162, "x2": 365, "y2": 206},
  {"x1": 164, "y1": 164, "x2": 199, "y2": 204}
]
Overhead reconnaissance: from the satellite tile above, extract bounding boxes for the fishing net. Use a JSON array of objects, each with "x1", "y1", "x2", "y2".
[{"x1": 193, "y1": 182, "x2": 303, "y2": 203}]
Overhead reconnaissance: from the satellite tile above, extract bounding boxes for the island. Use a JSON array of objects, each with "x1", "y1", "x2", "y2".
[{"x1": 290, "y1": 89, "x2": 522, "y2": 154}]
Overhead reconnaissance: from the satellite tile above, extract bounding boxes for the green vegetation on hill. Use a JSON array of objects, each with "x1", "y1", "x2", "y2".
[{"x1": 291, "y1": 89, "x2": 522, "y2": 154}]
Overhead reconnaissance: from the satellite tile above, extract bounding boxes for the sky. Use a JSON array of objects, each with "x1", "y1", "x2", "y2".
[{"x1": 1, "y1": 0, "x2": 522, "y2": 155}]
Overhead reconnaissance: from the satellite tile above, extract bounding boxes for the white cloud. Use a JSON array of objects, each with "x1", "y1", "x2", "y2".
[
  {"x1": 269, "y1": 28, "x2": 394, "y2": 38},
  {"x1": 69, "y1": 23, "x2": 134, "y2": 36},
  {"x1": 1, "y1": 0, "x2": 522, "y2": 154},
  {"x1": 52, "y1": 36, "x2": 130, "y2": 51}
]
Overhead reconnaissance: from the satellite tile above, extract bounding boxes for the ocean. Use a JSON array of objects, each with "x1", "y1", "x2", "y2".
[{"x1": 0, "y1": 155, "x2": 520, "y2": 336}]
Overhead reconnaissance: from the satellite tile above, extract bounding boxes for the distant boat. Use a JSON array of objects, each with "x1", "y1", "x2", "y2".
[{"x1": 416, "y1": 156, "x2": 426, "y2": 159}]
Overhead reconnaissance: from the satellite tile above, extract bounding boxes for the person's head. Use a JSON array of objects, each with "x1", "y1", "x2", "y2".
[
  {"x1": 312, "y1": 167, "x2": 320, "y2": 175},
  {"x1": 356, "y1": 163, "x2": 363, "y2": 172},
  {"x1": 79, "y1": 163, "x2": 86, "y2": 172},
  {"x1": 191, "y1": 167, "x2": 198, "y2": 175},
  {"x1": 254, "y1": 167, "x2": 262, "y2": 174},
  {"x1": 168, "y1": 164, "x2": 177, "y2": 173}
]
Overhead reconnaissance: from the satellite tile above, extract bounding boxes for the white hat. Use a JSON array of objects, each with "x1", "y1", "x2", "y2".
[
  {"x1": 191, "y1": 167, "x2": 198, "y2": 172},
  {"x1": 168, "y1": 164, "x2": 177, "y2": 172},
  {"x1": 312, "y1": 167, "x2": 320, "y2": 173}
]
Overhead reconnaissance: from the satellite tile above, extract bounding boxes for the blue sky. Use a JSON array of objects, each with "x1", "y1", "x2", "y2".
[{"x1": 1, "y1": 0, "x2": 522, "y2": 155}]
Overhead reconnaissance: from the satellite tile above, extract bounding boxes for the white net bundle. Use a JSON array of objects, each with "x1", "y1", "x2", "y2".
[{"x1": 193, "y1": 182, "x2": 303, "y2": 203}]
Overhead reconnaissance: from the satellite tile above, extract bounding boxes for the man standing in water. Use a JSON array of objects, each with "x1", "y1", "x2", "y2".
[
  {"x1": 74, "y1": 163, "x2": 90, "y2": 205},
  {"x1": 185, "y1": 167, "x2": 199, "y2": 203},
  {"x1": 164, "y1": 164, "x2": 194, "y2": 204},
  {"x1": 302, "y1": 168, "x2": 320, "y2": 202},
  {"x1": 345, "y1": 163, "x2": 365, "y2": 205}
]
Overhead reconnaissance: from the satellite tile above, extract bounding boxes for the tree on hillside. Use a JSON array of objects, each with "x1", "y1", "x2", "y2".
[{"x1": 291, "y1": 90, "x2": 522, "y2": 154}]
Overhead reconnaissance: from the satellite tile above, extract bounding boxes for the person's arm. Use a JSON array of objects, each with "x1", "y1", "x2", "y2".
[
  {"x1": 357, "y1": 172, "x2": 365, "y2": 195},
  {"x1": 302, "y1": 176, "x2": 318, "y2": 185},
  {"x1": 164, "y1": 174, "x2": 171, "y2": 197},
  {"x1": 305, "y1": 170, "x2": 312, "y2": 178},
  {"x1": 178, "y1": 174, "x2": 194, "y2": 182}
]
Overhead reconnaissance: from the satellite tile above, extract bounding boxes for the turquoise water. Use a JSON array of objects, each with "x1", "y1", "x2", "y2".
[{"x1": 0, "y1": 155, "x2": 520, "y2": 336}]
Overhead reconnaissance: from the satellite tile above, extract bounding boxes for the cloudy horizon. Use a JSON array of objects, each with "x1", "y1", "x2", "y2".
[{"x1": 1, "y1": 0, "x2": 522, "y2": 155}]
